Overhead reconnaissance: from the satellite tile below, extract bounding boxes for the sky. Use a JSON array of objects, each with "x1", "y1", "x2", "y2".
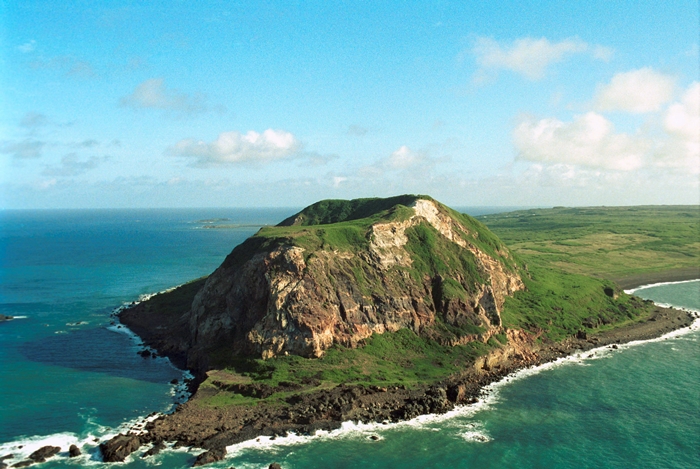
[{"x1": 1, "y1": 0, "x2": 698, "y2": 209}]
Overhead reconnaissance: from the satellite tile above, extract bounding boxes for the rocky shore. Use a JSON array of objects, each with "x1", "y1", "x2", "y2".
[{"x1": 98, "y1": 299, "x2": 697, "y2": 467}]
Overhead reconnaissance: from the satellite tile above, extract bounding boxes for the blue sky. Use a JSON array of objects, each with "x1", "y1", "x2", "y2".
[{"x1": 1, "y1": 0, "x2": 698, "y2": 208}]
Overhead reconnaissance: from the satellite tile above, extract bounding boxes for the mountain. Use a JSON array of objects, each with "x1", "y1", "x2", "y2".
[
  {"x1": 108, "y1": 196, "x2": 684, "y2": 464},
  {"x1": 122, "y1": 195, "x2": 525, "y2": 368},
  {"x1": 121, "y1": 194, "x2": 658, "y2": 380}
]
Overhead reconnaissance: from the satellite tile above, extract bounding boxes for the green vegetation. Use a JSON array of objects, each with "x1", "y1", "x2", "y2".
[
  {"x1": 196, "y1": 328, "x2": 496, "y2": 407},
  {"x1": 469, "y1": 205, "x2": 700, "y2": 340},
  {"x1": 139, "y1": 199, "x2": 698, "y2": 409},
  {"x1": 500, "y1": 265, "x2": 651, "y2": 341},
  {"x1": 277, "y1": 194, "x2": 422, "y2": 226},
  {"x1": 404, "y1": 223, "x2": 487, "y2": 295},
  {"x1": 220, "y1": 198, "x2": 420, "y2": 269},
  {"x1": 477, "y1": 206, "x2": 699, "y2": 281}
]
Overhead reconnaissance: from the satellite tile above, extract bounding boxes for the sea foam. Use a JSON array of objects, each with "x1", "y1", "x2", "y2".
[{"x1": 217, "y1": 308, "x2": 700, "y2": 463}]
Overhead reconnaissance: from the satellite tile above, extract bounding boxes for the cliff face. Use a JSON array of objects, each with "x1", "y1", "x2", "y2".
[{"x1": 187, "y1": 196, "x2": 523, "y2": 361}]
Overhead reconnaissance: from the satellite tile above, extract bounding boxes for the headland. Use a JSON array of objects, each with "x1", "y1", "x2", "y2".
[{"x1": 97, "y1": 198, "x2": 700, "y2": 466}]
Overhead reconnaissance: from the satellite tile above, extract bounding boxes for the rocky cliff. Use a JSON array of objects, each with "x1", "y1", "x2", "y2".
[{"x1": 184, "y1": 195, "x2": 523, "y2": 362}]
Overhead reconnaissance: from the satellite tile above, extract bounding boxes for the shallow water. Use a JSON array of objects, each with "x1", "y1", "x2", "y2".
[{"x1": 0, "y1": 209, "x2": 697, "y2": 468}]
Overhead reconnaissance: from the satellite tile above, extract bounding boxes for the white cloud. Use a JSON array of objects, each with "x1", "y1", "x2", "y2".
[
  {"x1": 42, "y1": 153, "x2": 110, "y2": 177},
  {"x1": 18, "y1": 40, "x2": 36, "y2": 53},
  {"x1": 472, "y1": 37, "x2": 609, "y2": 81},
  {"x1": 20, "y1": 112, "x2": 48, "y2": 129},
  {"x1": 514, "y1": 112, "x2": 649, "y2": 171},
  {"x1": 387, "y1": 145, "x2": 426, "y2": 169},
  {"x1": 168, "y1": 129, "x2": 301, "y2": 166},
  {"x1": 0, "y1": 139, "x2": 46, "y2": 159},
  {"x1": 591, "y1": 45, "x2": 614, "y2": 61},
  {"x1": 120, "y1": 78, "x2": 219, "y2": 115},
  {"x1": 663, "y1": 82, "x2": 700, "y2": 140},
  {"x1": 514, "y1": 81, "x2": 700, "y2": 176},
  {"x1": 347, "y1": 125, "x2": 369, "y2": 136},
  {"x1": 594, "y1": 68, "x2": 675, "y2": 113},
  {"x1": 29, "y1": 56, "x2": 95, "y2": 78},
  {"x1": 654, "y1": 82, "x2": 700, "y2": 174}
]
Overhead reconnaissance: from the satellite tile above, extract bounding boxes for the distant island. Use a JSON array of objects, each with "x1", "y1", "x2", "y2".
[
  {"x1": 196, "y1": 218, "x2": 231, "y2": 223},
  {"x1": 99, "y1": 196, "x2": 698, "y2": 466}
]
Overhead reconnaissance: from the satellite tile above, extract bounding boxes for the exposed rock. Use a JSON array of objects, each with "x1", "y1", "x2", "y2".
[
  {"x1": 269, "y1": 463, "x2": 282, "y2": 469},
  {"x1": 100, "y1": 434, "x2": 141, "y2": 462},
  {"x1": 192, "y1": 448, "x2": 226, "y2": 467},
  {"x1": 141, "y1": 441, "x2": 166, "y2": 458},
  {"x1": 184, "y1": 196, "x2": 523, "y2": 362},
  {"x1": 28, "y1": 446, "x2": 60, "y2": 462},
  {"x1": 11, "y1": 461, "x2": 34, "y2": 468},
  {"x1": 110, "y1": 196, "x2": 698, "y2": 462},
  {"x1": 68, "y1": 445, "x2": 81, "y2": 457}
]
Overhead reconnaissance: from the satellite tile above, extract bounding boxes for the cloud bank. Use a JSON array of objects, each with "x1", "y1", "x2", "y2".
[
  {"x1": 0, "y1": 139, "x2": 46, "y2": 159},
  {"x1": 473, "y1": 36, "x2": 612, "y2": 82},
  {"x1": 514, "y1": 112, "x2": 648, "y2": 171},
  {"x1": 120, "y1": 78, "x2": 219, "y2": 115},
  {"x1": 593, "y1": 68, "x2": 675, "y2": 113},
  {"x1": 168, "y1": 129, "x2": 302, "y2": 166},
  {"x1": 42, "y1": 153, "x2": 110, "y2": 177},
  {"x1": 514, "y1": 81, "x2": 700, "y2": 175}
]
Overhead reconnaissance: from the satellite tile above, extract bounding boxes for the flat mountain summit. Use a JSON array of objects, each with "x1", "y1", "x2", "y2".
[{"x1": 186, "y1": 195, "x2": 524, "y2": 361}]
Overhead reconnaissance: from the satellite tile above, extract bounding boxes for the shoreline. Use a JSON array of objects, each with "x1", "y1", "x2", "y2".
[
  {"x1": 624, "y1": 277, "x2": 699, "y2": 295},
  {"x1": 612, "y1": 267, "x2": 700, "y2": 290},
  {"x1": 3, "y1": 279, "x2": 696, "y2": 468},
  {"x1": 223, "y1": 309, "x2": 700, "y2": 457},
  {"x1": 98, "y1": 279, "x2": 699, "y2": 466}
]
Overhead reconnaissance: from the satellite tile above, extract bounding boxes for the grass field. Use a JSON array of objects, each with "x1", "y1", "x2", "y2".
[
  {"x1": 477, "y1": 206, "x2": 699, "y2": 282},
  {"x1": 196, "y1": 328, "x2": 495, "y2": 407}
]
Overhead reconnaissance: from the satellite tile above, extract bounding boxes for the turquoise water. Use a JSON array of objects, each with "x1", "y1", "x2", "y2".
[{"x1": 0, "y1": 210, "x2": 698, "y2": 468}]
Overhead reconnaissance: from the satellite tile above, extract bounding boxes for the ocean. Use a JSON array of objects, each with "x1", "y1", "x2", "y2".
[{"x1": 0, "y1": 209, "x2": 697, "y2": 469}]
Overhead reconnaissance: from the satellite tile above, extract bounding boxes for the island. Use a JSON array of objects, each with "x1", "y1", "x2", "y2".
[{"x1": 101, "y1": 195, "x2": 698, "y2": 466}]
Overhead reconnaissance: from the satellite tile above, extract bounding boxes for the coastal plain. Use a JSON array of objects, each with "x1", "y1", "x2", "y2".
[{"x1": 107, "y1": 199, "x2": 698, "y2": 466}]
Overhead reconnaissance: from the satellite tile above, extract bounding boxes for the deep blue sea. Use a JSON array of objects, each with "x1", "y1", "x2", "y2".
[{"x1": 0, "y1": 209, "x2": 698, "y2": 469}]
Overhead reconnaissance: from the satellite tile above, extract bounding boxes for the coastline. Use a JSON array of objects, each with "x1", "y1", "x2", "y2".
[
  {"x1": 624, "y1": 278, "x2": 700, "y2": 295},
  {"x1": 612, "y1": 267, "x2": 700, "y2": 290},
  {"x1": 97, "y1": 276, "x2": 699, "y2": 466}
]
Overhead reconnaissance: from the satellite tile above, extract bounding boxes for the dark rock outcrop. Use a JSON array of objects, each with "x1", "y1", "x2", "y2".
[
  {"x1": 192, "y1": 448, "x2": 226, "y2": 467},
  {"x1": 100, "y1": 434, "x2": 141, "y2": 462},
  {"x1": 11, "y1": 461, "x2": 34, "y2": 468},
  {"x1": 28, "y1": 446, "x2": 60, "y2": 462},
  {"x1": 141, "y1": 441, "x2": 165, "y2": 458},
  {"x1": 68, "y1": 445, "x2": 81, "y2": 457}
]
